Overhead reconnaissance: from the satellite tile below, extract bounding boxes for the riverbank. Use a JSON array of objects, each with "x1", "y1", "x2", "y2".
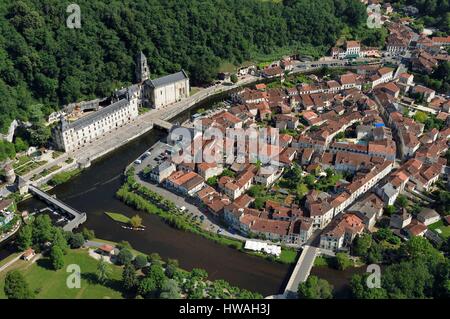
[
  {"x1": 117, "y1": 169, "x2": 298, "y2": 265},
  {"x1": 310, "y1": 255, "x2": 366, "y2": 299},
  {"x1": 0, "y1": 239, "x2": 263, "y2": 299}
]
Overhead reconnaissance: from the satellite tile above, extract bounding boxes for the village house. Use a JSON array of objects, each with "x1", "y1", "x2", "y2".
[
  {"x1": 417, "y1": 208, "x2": 441, "y2": 226},
  {"x1": 305, "y1": 190, "x2": 334, "y2": 229},
  {"x1": 21, "y1": 248, "x2": 36, "y2": 261},
  {"x1": 431, "y1": 36, "x2": 450, "y2": 47},
  {"x1": 165, "y1": 171, "x2": 205, "y2": 196},
  {"x1": 371, "y1": 67, "x2": 395, "y2": 88},
  {"x1": 376, "y1": 170, "x2": 410, "y2": 205},
  {"x1": 218, "y1": 168, "x2": 254, "y2": 200},
  {"x1": 390, "y1": 210, "x2": 412, "y2": 229},
  {"x1": 348, "y1": 192, "x2": 384, "y2": 231},
  {"x1": 197, "y1": 162, "x2": 223, "y2": 180},
  {"x1": 411, "y1": 85, "x2": 436, "y2": 103},
  {"x1": 149, "y1": 161, "x2": 176, "y2": 183},
  {"x1": 404, "y1": 220, "x2": 428, "y2": 238},
  {"x1": 320, "y1": 213, "x2": 364, "y2": 252}
]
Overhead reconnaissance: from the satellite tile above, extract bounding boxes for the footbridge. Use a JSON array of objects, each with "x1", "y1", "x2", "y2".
[
  {"x1": 28, "y1": 185, "x2": 87, "y2": 232},
  {"x1": 153, "y1": 119, "x2": 174, "y2": 131}
]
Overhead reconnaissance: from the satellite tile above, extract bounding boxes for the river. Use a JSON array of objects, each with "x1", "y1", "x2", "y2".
[{"x1": 9, "y1": 93, "x2": 293, "y2": 296}]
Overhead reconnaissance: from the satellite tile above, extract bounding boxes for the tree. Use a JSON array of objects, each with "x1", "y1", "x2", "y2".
[
  {"x1": 297, "y1": 275, "x2": 333, "y2": 299},
  {"x1": 97, "y1": 258, "x2": 112, "y2": 285},
  {"x1": 52, "y1": 228, "x2": 69, "y2": 254},
  {"x1": 191, "y1": 268, "x2": 208, "y2": 281},
  {"x1": 116, "y1": 240, "x2": 132, "y2": 251},
  {"x1": 32, "y1": 214, "x2": 53, "y2": 245},
  {"x1": 138, "y1": 264, "x2": 167, "y2": 298},
  {"x1": 122, "y1": 263, "x2": 138, "y2": 292},
  {"x1": 350, "y1": 274, "x2": 387, "y2": 299},
  {"x1": 68, "y1": 233, "x2": 85, "y2": 249},
  {"x1": 374, "y1": 228, "x2": 398, "y2": 244},
  {"x1": 296, "y1": 183, "x2": 309, "y2": 199},
  {"x1": 130, "y1": 215, "x2": 143, "y2": 228},
  {"x1": 401, "y1": 236, "x2": 444, "y2": 265},
  {"x1": 230, "y1": 74, "x2": 238, "y2": 83},
  {"x1": 16, "y1": 224, "x2": 33, "y2": 251},
  {"x1": 14, "y1": 137, "x2": 28, "y2": 152},
  {"x1": 366, "y1": 242, "x2": 383, "y2": 264},
  {"x1": 0, "y1": 140, "x2": 16, "y2": 161},
  {"x1": 353, "y1": 234, "x2": 372, "y2": 257},
  {"x1": 305, "y1": 174, "x2": 316, "y2": 187},
  {"x1": 81, "y1": 228, "x2": 95, "y2": 240},
  {"x1": 149, "y1": 252, "x2": 163, "y2": 265},
  {"x1": 159, "y1": 279, "x2": 181, "y2": 299},
  {"x1": 116, "y1": 248, "x2": 134, "y2": 265},
  {"x1": 133, "y1": 255, "x2": 148, "y2": 269},
  {"x1": 50, "y1": 245, "x2": 64, "y2": 270},
  {"x1": 395, "y1": 195, "x2": 408, "y2": 209},
  {"x1": 334, "y1": 252, "x2": 353, "y2": 271},
  {"x1": 384, "y1": 205, "x2": 396, "y2": 216},
  {"x1": 165, "y1": 259, "x2": 179, "y2": 278},
  {"x1": 414, "y1": 111, "x2": 428, "y2": 123},
  {"x1": 4, "y1": 271, "x2": 34, "y2": 299},
  {"x1": 382, "y1": 259, "x2": 434, "y2": 299},
  {"x1": 29, "y1": 122, "x2": 51, "y2": 146}
]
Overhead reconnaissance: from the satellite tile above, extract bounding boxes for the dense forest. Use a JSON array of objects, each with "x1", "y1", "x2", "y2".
[{"x1": 0, "y1": 0, "x2": 368, "y2": 134}]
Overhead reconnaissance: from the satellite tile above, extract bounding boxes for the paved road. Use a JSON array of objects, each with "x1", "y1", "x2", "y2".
[
  {"x1": 0, "y1": 254, "x2": 21, "y2": 273},
  {"x1": 133, "y1": 171, "x2": 247, "y2": 241}
]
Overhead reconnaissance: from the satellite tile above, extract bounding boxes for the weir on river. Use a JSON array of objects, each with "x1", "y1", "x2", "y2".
[{"x1": 28, "y1": 185, "x2": 87, "y2": 232}]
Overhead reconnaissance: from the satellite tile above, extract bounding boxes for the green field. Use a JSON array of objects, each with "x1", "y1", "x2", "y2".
[
  {"x1": 104, "y1": 212, "x2": 131, "y2": 224},
  {"x1": 0, "y1": 249, "x2": 124, "y2": 299},
  {"x1": 429, "y1": 220, "x2": 450, "y2": 239}
]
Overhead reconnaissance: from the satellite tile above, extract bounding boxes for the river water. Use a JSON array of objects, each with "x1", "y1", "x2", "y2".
[{"x1": 10, "y1": 92, "x2": 291, "y2": 296}]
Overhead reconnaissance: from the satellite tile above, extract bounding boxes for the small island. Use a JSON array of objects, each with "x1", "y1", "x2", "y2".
[{"x1": 104, "y1": 212, "x2": 143, "y2": 230}]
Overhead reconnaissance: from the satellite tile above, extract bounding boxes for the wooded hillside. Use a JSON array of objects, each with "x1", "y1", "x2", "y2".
[{"x1": 0, "y1": 0, "x2": 367, "y2": 133}]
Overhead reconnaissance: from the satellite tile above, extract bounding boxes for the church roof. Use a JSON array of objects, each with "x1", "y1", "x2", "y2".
[{"x1": 146, "y1": 70, "x2": 188, "y2": 88}]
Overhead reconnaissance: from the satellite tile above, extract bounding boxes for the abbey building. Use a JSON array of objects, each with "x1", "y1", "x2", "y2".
[{"x1": 53, "y1": 51, "x2": 189, "y2": 152}]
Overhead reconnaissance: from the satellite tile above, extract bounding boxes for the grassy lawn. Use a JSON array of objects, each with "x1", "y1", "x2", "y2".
[
  {"x1": 429, "y1": 220, "x2": 450, "y2": 239},
  {"x1": 0, "y1": 252, "x2": 21, "y2": 269},
  {"x1": 279, "y1": 248, "x2": 298, "y2": 264},
  {"x1": 104, "y1": 212, "x2": 131, "y2": 224},
  {"x1": 0, "y1": 249, "x2": 124, "y2": 299}
]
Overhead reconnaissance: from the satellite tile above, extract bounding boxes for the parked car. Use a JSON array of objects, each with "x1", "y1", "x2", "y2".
[{"x1": 134, "y1": 159, "x2": 142, "y2": 165}]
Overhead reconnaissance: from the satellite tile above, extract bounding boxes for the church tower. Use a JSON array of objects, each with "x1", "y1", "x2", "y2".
[{"x1": 136, "y1": 51, "x2": 150, "y2": 83}]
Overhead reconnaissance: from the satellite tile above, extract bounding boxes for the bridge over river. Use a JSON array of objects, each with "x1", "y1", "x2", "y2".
[
  {"x1": 265, "y1": 245, "x2": 332, "y2": 299},
  {"x1": 28, "y1": 185, "x2": 87, "y2": 232}
]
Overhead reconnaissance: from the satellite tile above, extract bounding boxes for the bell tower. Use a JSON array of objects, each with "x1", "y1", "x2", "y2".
[{"x1": 136, "y1": 51, "x2": 149, "y2": 83}]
